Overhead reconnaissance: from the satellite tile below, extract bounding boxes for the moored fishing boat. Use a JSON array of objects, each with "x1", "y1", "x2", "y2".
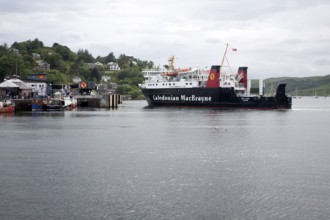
[
  {"x1": 45, "y1": 92, "x2": 77, "y2": 111},
  {"x1": 45, "y1": 96, "x2": 77, "y2": 111},
  {"x1": 0, "y1": 100, "x2": 15, "y2": 113},
  {"x1": 139, "y1": 44, "x2": 292, "y2": 109},
  {"x1": 32, "y1": 97, "x2": 48, "y2": 111}
]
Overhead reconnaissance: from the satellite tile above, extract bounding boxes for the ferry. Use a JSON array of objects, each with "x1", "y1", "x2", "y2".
[{"x1": 139, "y1": 45, "x2": 292, "y2": 109}]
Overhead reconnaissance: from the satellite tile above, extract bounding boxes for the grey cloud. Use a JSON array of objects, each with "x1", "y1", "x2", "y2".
[
  {"x1": 314, "y1": 59, "x2": 330, "y2": 66},
  {"x1": 205, "y1": 38, "x2": 222, "y2": 44},
  {"x1": 0, "y1": 0, "x2": 87, "y2": 14},
  {"x1": 0, "y1": 0, "x2": 330, "y2": 77}
]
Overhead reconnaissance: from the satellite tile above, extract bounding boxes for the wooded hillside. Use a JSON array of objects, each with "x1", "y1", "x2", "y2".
[
  {"x1": 264, "y1": 75, "x2": 330, "y2": 96},
  {"x1": 0, "y1": 38, "x2": 154, "y2": 98}
]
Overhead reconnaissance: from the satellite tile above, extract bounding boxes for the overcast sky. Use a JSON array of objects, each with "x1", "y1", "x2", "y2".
[{"x1": 0, "y1": 0, "x2": 329, "y2": 78}]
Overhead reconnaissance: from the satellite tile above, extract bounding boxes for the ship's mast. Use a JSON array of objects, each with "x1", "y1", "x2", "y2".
[
  {"x1": 220, "y1": 43, "x2": 229, "y2": 73},
  {"x1": 220, "y1": 43, "x2": 234, "y2": 75},
  {"x1": 168, "y1": 56, "x2": 175, "y2": 72}
]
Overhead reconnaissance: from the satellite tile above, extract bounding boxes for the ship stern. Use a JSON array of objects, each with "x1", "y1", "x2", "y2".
[{"x1": 275, "y1": 84, "x2": 292, "y2": 109}]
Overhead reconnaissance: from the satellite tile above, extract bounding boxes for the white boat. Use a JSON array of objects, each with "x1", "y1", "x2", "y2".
[
  {"x1": 45, "y1": 92, "x2": 77, "y2": 110},
  {"x1": 45, "y1": 97, "x2": 76, "y2": 110}
]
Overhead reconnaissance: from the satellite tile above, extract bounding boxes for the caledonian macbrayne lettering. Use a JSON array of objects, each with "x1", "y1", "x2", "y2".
[{"x1": 153, "y1": 95, "x2": 212, "y2": 102}]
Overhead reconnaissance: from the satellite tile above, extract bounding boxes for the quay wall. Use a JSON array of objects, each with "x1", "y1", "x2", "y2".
[
  {"x1": 10, "y1": 94, "x2": 122, "y2": 111},
  {"x1": 77, "y1": 94, "x2": 122, "y2": 108},
  {"x1": 12, "y1": 99, "x2": 32, "y2": 111}
]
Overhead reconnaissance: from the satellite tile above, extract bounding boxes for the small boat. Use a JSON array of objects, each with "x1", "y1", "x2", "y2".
[
  {"x1": 0, "y1": 100, "x2": 15, "y2": 113},
  {"x1": 32, "y1": 97, "x2": 48, "y2": 111},
  {"x1": 45, "y1": 96, "x2": 77, "y2": 111}
]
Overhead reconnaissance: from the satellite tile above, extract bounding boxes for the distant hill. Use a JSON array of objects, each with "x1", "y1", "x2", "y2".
[{"x1": 263, "y1": 75, "x2": 330, "y2": 97}]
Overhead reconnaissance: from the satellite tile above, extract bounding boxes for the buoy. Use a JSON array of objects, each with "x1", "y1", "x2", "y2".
[{"x1": 80, "y1": 82, "x2": 87, "y2": 88}]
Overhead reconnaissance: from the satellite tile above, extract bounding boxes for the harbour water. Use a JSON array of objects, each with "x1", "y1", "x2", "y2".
[{"x1": 1, "y1": 97, "x2": 330, "y2": 219}]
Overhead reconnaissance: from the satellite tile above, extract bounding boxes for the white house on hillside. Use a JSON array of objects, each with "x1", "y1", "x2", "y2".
[{"x1": 108, "y1": 62, "x2": 120, "y2": 71}]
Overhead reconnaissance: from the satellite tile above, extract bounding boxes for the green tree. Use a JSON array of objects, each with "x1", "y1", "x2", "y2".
[
  {"x1": 77, "y1": 49, "x2": 95, "y2": 63},
  {"x1": 91, "y1": 67, "x2": 101, "y2": 82},
  {"x1": 105, "y1": 52, "x2": 116, "y2": 63},
  {"x1": 0, "y1": 56, "x2": 12, "y2": 81},
  {"x1": 116, "y1": 84, "x2": 134, "y2": 95},
  {"x1": 0, "y1": 45, "x2": 33, "y2": 79},
  {"x1": 11, "y1": 41, "x2": 27, "y2": 55},
  {"x1": 96, "y1": 52, "x2": 116, "y2": 64},
  {"x1": 117, "y1": 54, "x2": 134, "y2": 69},
  {"x1": 70, "y1": 61, "x2": 90, "y2": 80},
  {"x1": 44, "y1": 52, "x2": 65, "y2": 70},
  {"x1": 26, "y1": 38, "x2": 44, "y2": 52},
  {"x1": 53, "y1": 43, "x2": 77, "y2": 62},
  {"x1": 46, "y1": 69, "x2": 71, "y2": 84},
  {"x1": 130, "y1": 88, "x2": 143, "y2": 99},
  {"x1": 11, "y1": 38, "x2": 44, "y2": 55}
]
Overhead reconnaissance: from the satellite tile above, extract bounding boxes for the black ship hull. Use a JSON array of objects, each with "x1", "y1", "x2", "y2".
[{"x1": 141, "y1": 84, "x2": 292, "y2": 109}]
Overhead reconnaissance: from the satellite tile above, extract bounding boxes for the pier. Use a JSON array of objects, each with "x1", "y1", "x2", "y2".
[
  {"x1": 12, "y1": 99, "x2": 32, "y2": 111},
  {"x1": 10, "y1": 94, "x2": 122, "y2": 111}
]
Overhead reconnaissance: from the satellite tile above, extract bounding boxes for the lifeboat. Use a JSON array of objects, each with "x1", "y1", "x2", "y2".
[{"x1": 165, "y1": 72, "x2": 178, "y2": 77}]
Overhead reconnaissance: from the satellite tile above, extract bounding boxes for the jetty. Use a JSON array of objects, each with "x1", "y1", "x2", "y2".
[{"x1": 10, "y1": 94, "x2": 122, "y2": 112}]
